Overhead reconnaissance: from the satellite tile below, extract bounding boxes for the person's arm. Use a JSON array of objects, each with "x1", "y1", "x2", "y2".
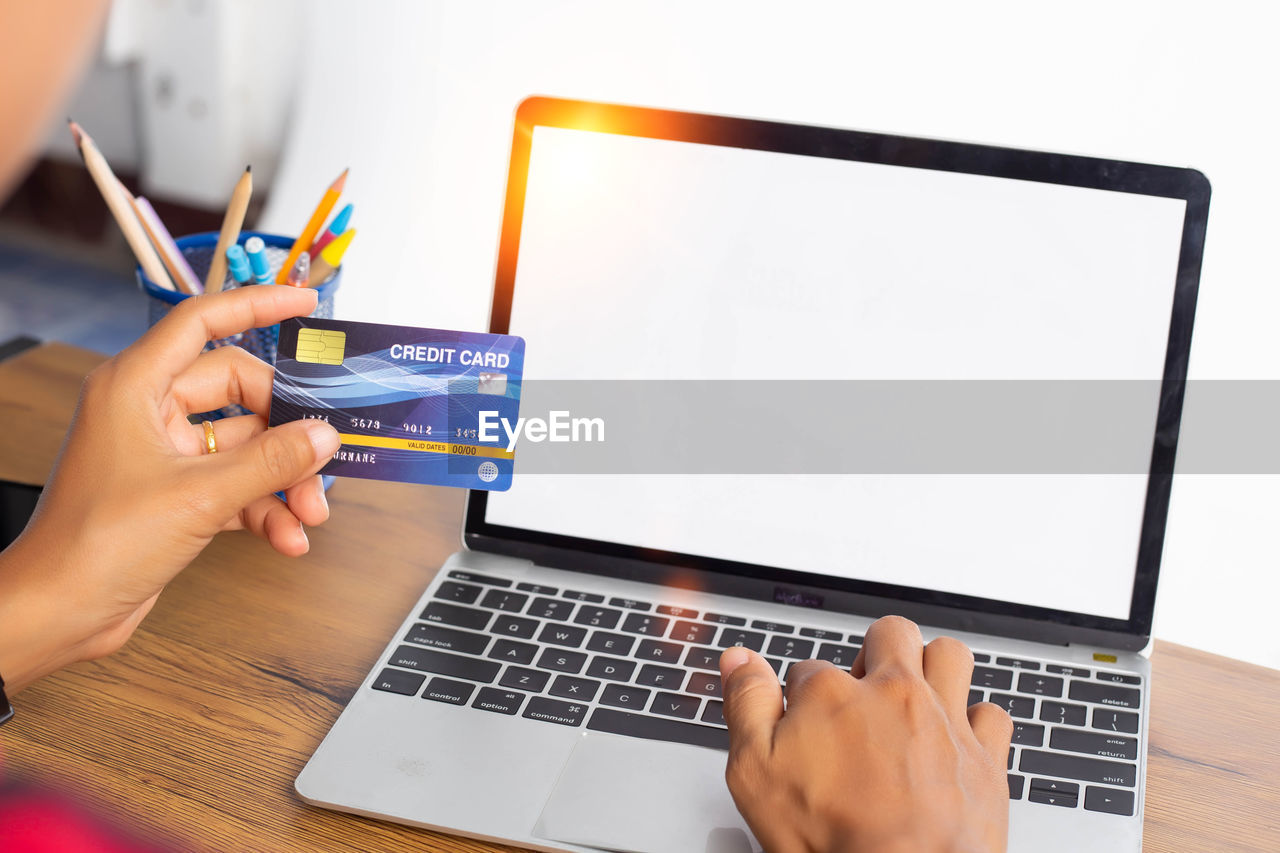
[
  {"x1": 719, "y1": 615, "x2": 1013, "y2": 853},
  {"x1": 0, "y1": 286, "x2": 341, "y2": 693}
]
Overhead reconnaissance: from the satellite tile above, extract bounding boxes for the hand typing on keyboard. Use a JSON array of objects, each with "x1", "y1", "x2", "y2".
[{"x1": 720, "y1": 615, "x2": 1013, "y2": 853}]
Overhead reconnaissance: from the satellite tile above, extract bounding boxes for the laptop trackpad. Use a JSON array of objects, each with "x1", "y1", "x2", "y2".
[{"x1": 532, "y1": 732, "x2": 761, "y2": 853}]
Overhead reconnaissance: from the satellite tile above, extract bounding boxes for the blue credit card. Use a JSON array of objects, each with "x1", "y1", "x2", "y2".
[{"x1": 269, "y1": 317, "x2": 525, "y2": 490}]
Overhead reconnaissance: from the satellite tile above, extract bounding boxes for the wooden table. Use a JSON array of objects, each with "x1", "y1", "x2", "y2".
[{"x1": 1, "y1": 342, "x2": 1277, "y2": 852}]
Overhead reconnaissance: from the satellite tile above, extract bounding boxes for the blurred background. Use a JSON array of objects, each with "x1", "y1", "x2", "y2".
[{"x1": 0, "y1": 0, "x2": 1276, "y2": 667}]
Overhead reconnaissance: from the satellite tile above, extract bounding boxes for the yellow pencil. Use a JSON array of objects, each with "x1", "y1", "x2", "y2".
[
  {"x1": 307, "y1": 227, "x2": 356, "y2": 286},
  {"x1": 277, "y1": 168, "x2": 347, "y2": 286},
  {"x1": 69, "y1": 120, "x2": 175, "y2": 291},
  {"x1": 205, "y1": 165, "x2": 253, "y2": 293}
]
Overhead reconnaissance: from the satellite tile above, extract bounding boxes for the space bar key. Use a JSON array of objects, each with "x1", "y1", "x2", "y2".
[{"x1": 587, "y1": 708, "x2": 729, "y2": 751}]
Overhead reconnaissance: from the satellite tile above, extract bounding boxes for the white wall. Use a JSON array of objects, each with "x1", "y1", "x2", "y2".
[{"x1": 261, "y1": 0, "x2": 1280, "y2": 668}]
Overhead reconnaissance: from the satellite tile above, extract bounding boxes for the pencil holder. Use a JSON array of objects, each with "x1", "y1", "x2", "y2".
[{"x1": 137, "y1": 230, "x2": 341, "y2": 419}]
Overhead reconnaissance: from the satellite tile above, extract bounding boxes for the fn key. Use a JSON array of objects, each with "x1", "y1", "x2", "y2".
[{"x1": 371, "y1": 668, "x2": 426, "y2": 696}]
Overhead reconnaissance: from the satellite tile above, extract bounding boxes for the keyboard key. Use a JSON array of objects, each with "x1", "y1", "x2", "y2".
[
  {"x1": 434, "y1": 581, "x2": 482, "y2": 604},
  {"x1": 686, "y1": 672, "x2": 722, "y2": 698},
  {"x1": 717, "y1": 628, "x2": 766, "y2": 651},
  {"x1": 472, "y1": 687, "x2": 526, "y2": 715},
  {"x1": 622, "y1": 613, "x2": 670, "y2": 636},
  {"x1": 670, "y1": 621, "x2": 716, "y2": 645},
  {"x1": 488, "y1": 639, "x2": 538, "y2": 665},
  {"x1": 388, "y1": 645, "x2": 500, "y2": 683},
  {"x1": 816, "y1": 643, "x2": 860, "y2": 667},
  {"x1": 1011, "y1": 722, "x2": 1044, "y2": 747},
  {"x1": 997, "y1": 657, "x2": 1040, "y2": 670},
  {"x1": 846, "y1": 634, "x2": 865, "y2": 643},
  {"x1": 1047, "y1": 664, "x2": 1090, "y2": 678},
  {"x1": 637, "y1": 664, "x2": 686, "y2": 690},
  {"x1": 767, "y1": 636, "x2": 815, "y2": 660},
  {"x1": 1091, "y1": 708, "x2": 1140, "y2": 734},
  {"x1": 550, "y1": 675, "x2": 602, "y2": 701},
  {"x1": 1019, "y1": 750, "x2": 1136, "y2": 787},
  {"x1": 1030, "y1": 778, "x2": 1079, "y2": 798},
  {"x1": 751, "y1": 619, "x2": 794, "y2": 634},
  {"x1": 968, "y1": 689, "x2": 985, "y2": 706},
  {"x1": 1084, "y1": 786, "x2": 1135, "y2": 816},
  {"x1": 651, "y1": 691, "x2": 701, "y2": 720},
  {"x1": 499, "y1": 666, "x2": 549, "y2": 693},
  {"x1": 703, "y1": 613, "x2": 746, "y2": 626},
  {"x1": 405, "y1": 623, "x2": 490, "y2": 655},
  {"x1": 587, "y1": 707, "x2": 728, "y2": 750},
  {"x1": 990, "y1": 693, "x2": 1035, "y2": 718},
  {"x1": 1029, "y1": 789, "x2": 1077, "y2": 808},
  {"x1": 573, "y1": 606, "x2": 622, "y2": 629},
  {"x1": 536, "y1": 648, "x2": 588, "y2": 674},
  {"x1": 656, "y1": 605, "x2": 698, "y2": 618},
  {"x1": 523, "y1": 696, "x2": 588, "y2": 727},
  {"x1": 586, "y1": 656, "x2": 636, "y2": 682},
  {"x1": 1008, "y1": 774, "x2": 1024, "y2": 800},
  {"x1": 1070, "y1": 681, "x2": 1141, "y2": 709},
  {"x1": 1051, "y1": 728, "x2": 1138, "y2": 761},
  {"x1": 516, "y1": 582, "x2": 558, "y2": 595},
  {"x1": 701, "y1": 700, "x2": 726, "y2": 726},
  {"x1": 586, "y1": 631, "x2": 636, "y2": 656},
  {"x1": 1097, "y1": 671, "x2": 1142, "y2": 685},
  {"x1": 480, "y1": 589, "x2": 529, "y2": 612},
  {"x1": 562, "y1": 590, "x2": 605, "y2": 602},
  {"x1": 371, "y1": 668, "x2": 426, "y2": 696},
  {"x1": 637, "y1": 639, "x2": 685, "y2": 663},
  {"x1": 799, "y1": 628, "x2": 842, "y2": 641},
  {"x1": 528, "y1": 597, "x2": 575, "y2": 621},
  {"x1": 685, "y1": 647, "x2": 722, "y2": 670},
  {"x1": 971, "y1": 666, "x2": 1013, "y2": 691},
  {"x1": 599, "y1": 684, "x2": 651, "y2": 710},
  {"x1": 538, "y1": 623, "x2": 588, "y2": 648},
  {"x1": 1040, "y1": 701, "x2": 1088, "y2": 727},
  {"x1": 422, "y1": 677, "x2": 475, "y2": 705},
  {"x1": 419, "y1": 601, "x2": 492, "y2": 631},
  {"x1": 490, "y1": 614, "x2": 539, "y2": 640},
  {"x1": 1017, "y1": 673, "x2": 1063, "y2": 698},
  {"x1": 447, "y1": 570, "x2": 512, "y2": 587},
  {"x1": 609, "y1": 597, "x2": 651, "y2": 611},
  {"x1": 764, "y1": 658, "x2": 784, "y2": 675},
  {"x1": 972, "y1": 653, "x2": 991, "y2": 663},
  {"x1": 1008, "y1": 747, "x2": 1014, "y2": 770}
]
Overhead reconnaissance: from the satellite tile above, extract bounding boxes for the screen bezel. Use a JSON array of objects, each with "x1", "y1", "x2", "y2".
[{"x1": 465, "y1": 96, "x2": 1210, "y2": 646}]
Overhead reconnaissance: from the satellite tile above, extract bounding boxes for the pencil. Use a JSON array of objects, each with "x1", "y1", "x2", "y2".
[
  {"x1": 126, "y1": 191, "x2": 202, "y2": 294},
  {"x1": 277, "y1": 167, "x2": 347, "y2": 285},
  {"x1": 205, "y1": 165, "x2": 253, "y2": 293},
  {"x1": 307, "y1": 227, "x2": 355, "y2": 286},
  {"x1": 69, "y1": 120, "x2": 175, "y2": 291}
]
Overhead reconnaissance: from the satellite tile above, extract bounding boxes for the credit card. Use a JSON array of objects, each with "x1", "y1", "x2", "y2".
[{"x1": 269, "y1": 317, "x2": 525, "y2": 490}]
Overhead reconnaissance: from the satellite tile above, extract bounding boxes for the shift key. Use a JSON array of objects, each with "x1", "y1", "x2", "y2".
[{"x1": 388, "y1": 644, "x2": 500, "y2": 683}]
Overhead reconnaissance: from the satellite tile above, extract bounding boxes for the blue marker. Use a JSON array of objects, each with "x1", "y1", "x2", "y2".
[
  {"x1": 226, "y1": 244, "x2": 253, "y2": 285},
  {"x1": 244, "y1": 236, "x2": 273, "y2": 285}
]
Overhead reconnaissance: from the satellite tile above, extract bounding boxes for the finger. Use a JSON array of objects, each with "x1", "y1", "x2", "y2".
[
  {"x1": 856, "y1": 615, "x2": 925, "y2": 680},
  {"x1": 922, "y1": 636, "x2": 975, "y2": 712},
  {"x1": 783, "y1": 658, "x2": 854, "y2": 707},
  {"x1": 281, "y1": 475, "x2": 329, "y2": 528},
  {"x1": 183, "y1": 413, "x2": 265, "y2": 456},
  {"x1": 719, "y1": 647, "x2": 783, "y2": 762},
  {"x1": 171, "y1": 346, "x2": 274, "y2": 415},
  {"x1": 968, "y1": 701, "x2": 1014, "y2": 761},
  {"x1": 199, "y1": 419, "x2": 340, "y2": 518},
  {"x1": 120, "y1": 286, "x2": 318, "y2": 384},
  {"x1": 240, "y1": 494, "x2": 309, "y2": 557}
]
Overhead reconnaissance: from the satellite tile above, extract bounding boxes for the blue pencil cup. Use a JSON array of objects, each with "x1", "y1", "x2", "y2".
[{"x1": 137, "y1": 230, "x2": 341, "y2": 419}]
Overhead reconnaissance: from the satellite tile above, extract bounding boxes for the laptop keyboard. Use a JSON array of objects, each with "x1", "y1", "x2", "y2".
[{"x1": 371, "y1": 570, "x2": 1142, "y2": 817}]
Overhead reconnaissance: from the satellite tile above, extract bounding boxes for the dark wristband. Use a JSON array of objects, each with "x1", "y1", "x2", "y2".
[{"x1": 0, "y1": 674, "x2": 13, "y2": 725}]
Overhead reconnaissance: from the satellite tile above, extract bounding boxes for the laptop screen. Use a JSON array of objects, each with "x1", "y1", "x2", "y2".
[{"x1": 479, "y1": 102, "x2": 1204, "y2": 631}]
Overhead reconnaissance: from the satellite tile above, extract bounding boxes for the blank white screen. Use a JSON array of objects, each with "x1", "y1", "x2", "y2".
[{"x1": 486, "y1": 126, "x2": 1188, "y2": 620}]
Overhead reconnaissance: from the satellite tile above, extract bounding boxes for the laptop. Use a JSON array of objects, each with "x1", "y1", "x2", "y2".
[{"x1": 296, "y1": 97, "x2": 1210, "y2": 852}]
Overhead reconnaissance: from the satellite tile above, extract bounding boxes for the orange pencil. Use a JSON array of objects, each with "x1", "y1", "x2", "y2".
[{"x1": 277, "y1": 168, "x2": 347, "y2": 285}]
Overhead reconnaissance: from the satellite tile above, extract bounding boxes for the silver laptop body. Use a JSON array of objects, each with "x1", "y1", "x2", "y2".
[{"x1": 297, "y1": 98, "x2": 1210, "y2": 853}]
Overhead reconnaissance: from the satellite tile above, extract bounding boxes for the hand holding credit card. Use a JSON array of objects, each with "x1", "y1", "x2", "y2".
[{"x1": 269, "y1": 318, "x2": 525, "y2": 490}]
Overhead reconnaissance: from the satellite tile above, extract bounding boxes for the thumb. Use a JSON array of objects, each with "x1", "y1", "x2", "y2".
[
  {"x1": 720, "y1": 647, "x2": 783, "y2": 763},
  {"x1": 203, "y1": 419, "x2": 340, "y2": 515}
]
